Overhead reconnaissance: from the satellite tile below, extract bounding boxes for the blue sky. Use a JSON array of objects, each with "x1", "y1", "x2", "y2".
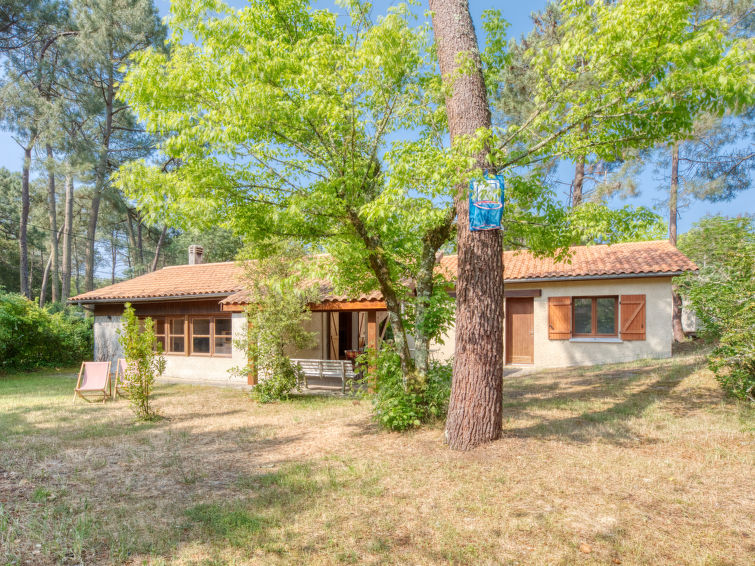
[{"x1": 1, "y1": 0, "x2": 751, "y2": 233}]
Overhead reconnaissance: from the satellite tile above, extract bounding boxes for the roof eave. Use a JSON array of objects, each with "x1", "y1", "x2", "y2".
[
  {"x1": 504, "y1": 270, "x2": 692, "y2": 284},
  {"x1": 68, "y1": 292, "x2": 236, "y2": 305}
]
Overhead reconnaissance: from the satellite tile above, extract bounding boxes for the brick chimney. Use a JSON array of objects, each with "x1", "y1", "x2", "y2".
[{"x1": 188, "y1": 245, "x2": 204, "y2": 265}]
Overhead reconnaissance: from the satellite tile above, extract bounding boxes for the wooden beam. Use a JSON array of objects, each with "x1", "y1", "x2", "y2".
[
  {"x1": 504, "y1": 289, "x2": 541, "y2": 298},
  {"x1": 221, "y1": 303, "x2": 245, "y2": 312},
  {"x1": 309, "y1": 300, "x2": 387, "y2": 312},
  {"x1": 367, "y1": 310, "x2": 377, "y2": 393},
  {"x1": 247, "y1": 319, "x2": 257, "y2": 386}
]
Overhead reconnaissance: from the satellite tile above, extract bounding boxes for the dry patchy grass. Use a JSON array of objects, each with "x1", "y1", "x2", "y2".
[{"x1": 0, "y1": 349, "x2": 752, "y2": 565}]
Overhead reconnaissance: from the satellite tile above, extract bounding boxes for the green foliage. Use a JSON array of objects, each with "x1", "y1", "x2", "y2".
[
  {"x1": 0, "y1": 291, "x2": 92, "y2": 371},
  {"x1": 371, "y1": 345, "x2": 452, "y2": 431},
  {"x1": 708, "y1": 303, "x2": 754, "y2": 402},
  {"x1": 677, "y1": 215, "x2": 754, "y2": 339},
  {"x1": 677, "y1": 216, "x2": 754, "y2": 401},
  {"x1": 238, "y1": 241, "x2": 317, "y2": 402},
  {"x1": 117, "y1": 303, "x2": 165, "y2": 420}
]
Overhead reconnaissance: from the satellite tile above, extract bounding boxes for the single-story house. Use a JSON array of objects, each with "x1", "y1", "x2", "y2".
[{"x1": 70, "y1": 240, "x2": 697, "y2": 384}]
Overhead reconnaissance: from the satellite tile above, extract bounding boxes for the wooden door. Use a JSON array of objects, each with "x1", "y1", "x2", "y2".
[
  {"x1": 506, "y1": 297, "x2": 534, "y2": 364},
  {"x1": 328, "y1": 312, "x2": 339, "y2": 360}
]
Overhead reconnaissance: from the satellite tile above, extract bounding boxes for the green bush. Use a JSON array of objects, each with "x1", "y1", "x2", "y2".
[
  {"x1": 0, "y1": 291, "x2": 93, "y2": 371},
  {"x1": 371, "y1": 345, "x2": 452, "y2": 431},
  {"x1": 252, "y1": 356, "x2": 304, "y2": 403},
  {"x1": 708, "y1": 304, "x2": 754, "y2": 402},
  {"x1": 118, "y1": 304, "x2": 166, "y2": 420}
]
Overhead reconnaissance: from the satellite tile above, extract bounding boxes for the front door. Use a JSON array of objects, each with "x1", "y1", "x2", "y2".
[{"x1": 505, "y1": 297, "x2": 534, "y2": 364}]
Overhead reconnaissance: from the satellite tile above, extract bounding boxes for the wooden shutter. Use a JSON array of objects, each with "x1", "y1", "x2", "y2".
[
  {"x1": 620, "y1": 295, "x2": 646, "y2": 340},
  {"x1": 548, "y1": 297, "x2": 572, "y2": 340}
]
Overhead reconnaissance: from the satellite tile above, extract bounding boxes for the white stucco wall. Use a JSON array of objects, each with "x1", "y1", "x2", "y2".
[
  {"x1": 429, "y1": 276, "x2": 674, "y2": 369},
  {"x1": 93, "y1": 312, "x2": 249, "y2": 383}
]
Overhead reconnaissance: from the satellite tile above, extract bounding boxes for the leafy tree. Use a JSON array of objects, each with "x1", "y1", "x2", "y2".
[
  {"x1": 237, "y1": 242, "x2": 318, "y2": 402},
  {"x1": 118, "y1": 0, "x2": 753, "y2": 449},
  {"x1": 117, "y1": 303, "x2": 165, "y2": 420},
  {"x1": 677, "y1": 215, "x2": 754, "y2": 339},
  {"x1": 677, "y1": 215, "x2": 754, "y2": 401}
]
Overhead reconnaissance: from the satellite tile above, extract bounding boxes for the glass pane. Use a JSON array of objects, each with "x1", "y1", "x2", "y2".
[
  {"x1": 156, "y1": 337, "x2": 166, "y2": 352},
  {"x1": 170, "y1": 318, "x2": 184, "y2": 335},
  {"x1": 573, "y1": 298, "x2": 593, "y2": 335},
  {"x1": 155, "y1": 319, "x2": 165, "y2": 334},
  {"x1": 170, "y1": 336, "x2": 185, "y2": 353},
  {"x1": 214, "y1": 336, "x2": 232, "y2": 355},
  {"x1": 193, "y1": 337, "x2": 210, "y2": 354},
  {"x1": 596, "y1": 298, "x2": 616, "y2": 334},
  {"x1": 193, "y1": 318, "x2": 210, "y2": 336},
  {"x1": 215, "y1": 318, "x2": 232, "y2": 336}
]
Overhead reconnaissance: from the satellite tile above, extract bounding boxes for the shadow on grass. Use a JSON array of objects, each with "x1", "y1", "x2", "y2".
[{"x1": 501, "y1": 355, "x2": 708, "y2": 445}]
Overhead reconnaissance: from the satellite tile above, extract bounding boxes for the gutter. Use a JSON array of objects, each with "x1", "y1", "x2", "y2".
[
  {"x1": 503, "y1": 271, "x2": 690, "y2": 284},
  {"x1": 69, "y1": 292, "x2": 236, "y2": 306}
]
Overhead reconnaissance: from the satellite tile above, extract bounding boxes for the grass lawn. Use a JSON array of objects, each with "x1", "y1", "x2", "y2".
[{"x1": 1, "y1": 347, "x2": 752, "y2": 565}]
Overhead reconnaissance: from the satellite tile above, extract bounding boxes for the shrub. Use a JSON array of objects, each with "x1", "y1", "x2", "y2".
[
  {"x1": 708, "y1": 304, "x2": 754, "y2": 402},
  {"x1": 371, "y1": 345, "x2": 452, "y2": 431},
  {"x1": 0, "y1": 291, "x2": 93, "y2": 371},
  {"x1": 251, "y1": 355, "x2": 304, "y2": 403},
  {"x1": 117, "y1": 304, "x2": 166, "y2": 420}
]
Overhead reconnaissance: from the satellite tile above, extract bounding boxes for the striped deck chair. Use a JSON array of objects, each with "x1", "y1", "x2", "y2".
[
  {"x1": 73, "y1": 361, "x2": 111, "y2": 403},
  {"x1": 113, "y1": 358, "x2": 134, "y2": 399}
]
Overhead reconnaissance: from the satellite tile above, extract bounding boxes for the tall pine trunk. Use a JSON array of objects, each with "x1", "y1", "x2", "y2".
[
  {"x1": 150, "y1": 225, "x2": 167, "y2": 272},
  {"x1": 46, "y1": 143, "x2": 59, "y2": 302},
  {"x1": 61, "y1": 174, "x2": 74, "y2": 300},
  {"x1": 19, "y1": 144, "x2": 32, "y2": 298},
  {"x1": 430, "y1": 0, "x2": 504, "y2": 450},
  {"x1": 572, "y1": 155, "x2": 585, "y2": 206},
  {"x1": 669, "y1": 142, "x2": 685, "y2": 342}
]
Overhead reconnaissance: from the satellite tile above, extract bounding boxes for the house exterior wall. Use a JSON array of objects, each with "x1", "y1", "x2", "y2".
[
  {"x1": 93, "y1": 312, "x2": 249, "y2": 383},
  {"x1": 430, "y1": 276, "x2": 673, "y2": 369}
]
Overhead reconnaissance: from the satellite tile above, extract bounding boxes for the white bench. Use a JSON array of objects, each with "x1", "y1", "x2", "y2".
[{"x1": 290, "y1": 358, "x2": 356, "y2": 393}]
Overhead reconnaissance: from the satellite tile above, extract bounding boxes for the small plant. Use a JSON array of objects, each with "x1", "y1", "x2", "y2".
[
  {"x1": 371, "y1": 345, "x2": 452, "y2": 431},
  {"x1": 117, "y1": 304, "x2": 166, "y2": 420},
  {"x1": 251, "y1": 355, "x2": 305, "y2": 403}
]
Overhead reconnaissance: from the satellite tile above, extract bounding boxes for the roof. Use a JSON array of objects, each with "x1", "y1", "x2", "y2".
[
  {"x1": 71, "y1": 240, "x2": 696, "y2": 305},
  {"x1": 438, "y1": 240, "x2": 697, "y2": 282},
  {"x1": 70, "y1": 262, "x2": 244, "y2": 303}
]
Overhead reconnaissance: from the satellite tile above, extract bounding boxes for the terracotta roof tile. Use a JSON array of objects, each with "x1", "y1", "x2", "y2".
[
  {"x1": 71, "y1": 241, "x2": 696, "y2": 304},
  {"x1": 438, "y1": 240, "x2": 697, "y2": 281},
  {"x1": 70, "y1": 262, "x2": 245, "y2": 302}
]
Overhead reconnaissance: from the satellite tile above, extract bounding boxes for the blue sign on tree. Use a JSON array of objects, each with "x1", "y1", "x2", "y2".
[{"x1": 469, "y1": 174, "x2": 504, "y2": 231}]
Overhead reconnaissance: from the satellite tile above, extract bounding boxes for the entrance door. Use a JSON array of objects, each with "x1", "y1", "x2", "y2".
[{"x1": 505, "y1": 297, "x2": 534, "y2": 364}]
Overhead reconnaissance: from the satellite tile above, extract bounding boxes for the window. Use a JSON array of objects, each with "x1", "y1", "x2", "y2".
[
  {"x1": 214, "y1": 318, "x2": 233, "y2": 356},
  {"x1": 155, "y1": 318, "x2": 166, "y2": 351},
  {"x1": 572, "y1": 296, "x2": 618, "y2": 337},
  {"x1": 168, "y1": 318, "x2": 186, "y2": 353},
  {"x1": 192, "y1": 318, "x2": 211, "y2": 354}
]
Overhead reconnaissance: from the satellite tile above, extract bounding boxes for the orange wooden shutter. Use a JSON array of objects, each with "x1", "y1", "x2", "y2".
[
  {"x1": 620, "y1": 295, "x2": 646, "y2": 340},
  {"x1": 548, "y1": 297, "x2": 572, "y2": 339}
]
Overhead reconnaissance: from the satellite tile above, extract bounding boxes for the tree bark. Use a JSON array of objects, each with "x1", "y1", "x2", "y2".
[
  {"x1": 669, "y1": 142, "x2": 679, "y2": 246},
  {"x1": 39, "y1": 225, "x2": 64, "y2": 307},
  {"x1": 46, "y1": 143, "x2": 59, "y2": 302},
  {"x1": 84, "y1": 190, "x2": 102, "y2": 291},
  {"x1": 669, "y1": 142, "x2": 685, "y2": 342},
  {"x1": 19, "y1": 144, "x2": 32, "y2": 298},
  {"x1": 572, "y1": 154, "x2": 585, "y2": 206},
  {"x1": 430, "y1": 0, "x2": 503, "y2": 450},
  {"x1": 61, "y1": 174, "x2": 74, "y2": 300},
  {"x1": 150, "y1": 224, "x2": 167, "y2": 272},
  {"x1": 110, "y1": 229, "x2": 117, "y2": 284}
]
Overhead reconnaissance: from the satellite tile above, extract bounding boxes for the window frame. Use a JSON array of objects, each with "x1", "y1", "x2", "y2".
[
  {"x1": 167, "y1": 316, "x2": 187, "y2": 355},
  {"x1": 571, "y1": 296, "x2": 619, "y2": 338},
  {"x1": 190, "y1": 316, "x2": 213, "y2": 357}
]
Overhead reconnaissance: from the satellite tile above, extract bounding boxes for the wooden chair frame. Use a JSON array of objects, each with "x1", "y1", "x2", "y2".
[{"x1": 73, "y1": 361, "x2": 111, "y2": 403}]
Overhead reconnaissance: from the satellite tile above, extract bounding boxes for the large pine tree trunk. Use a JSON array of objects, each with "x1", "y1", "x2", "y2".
[
  {"x1": 84, "y1": 191, "x2": 102, "y2": 291},
  {"x1": 429, "y1": 0, "x2": 503, "y2": 450},
  {"x1": 61, "y1": 174, "x2": 74, "y2": 300},
  {"x1": 150, "y1": 225, "x2": 167, "y2": 272},
  {"x1": 19, "y1": 144, "x2": 32, "y2": 298},
  {"x1": 46, "y1": 143, "x2": 59, "y2": 302},
  {"x1": 572, "y1": 155, "x2": 585, "y2": 206},
  {"x1": 669, "y1": 142, "x2": 685, "y2": 342}
]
